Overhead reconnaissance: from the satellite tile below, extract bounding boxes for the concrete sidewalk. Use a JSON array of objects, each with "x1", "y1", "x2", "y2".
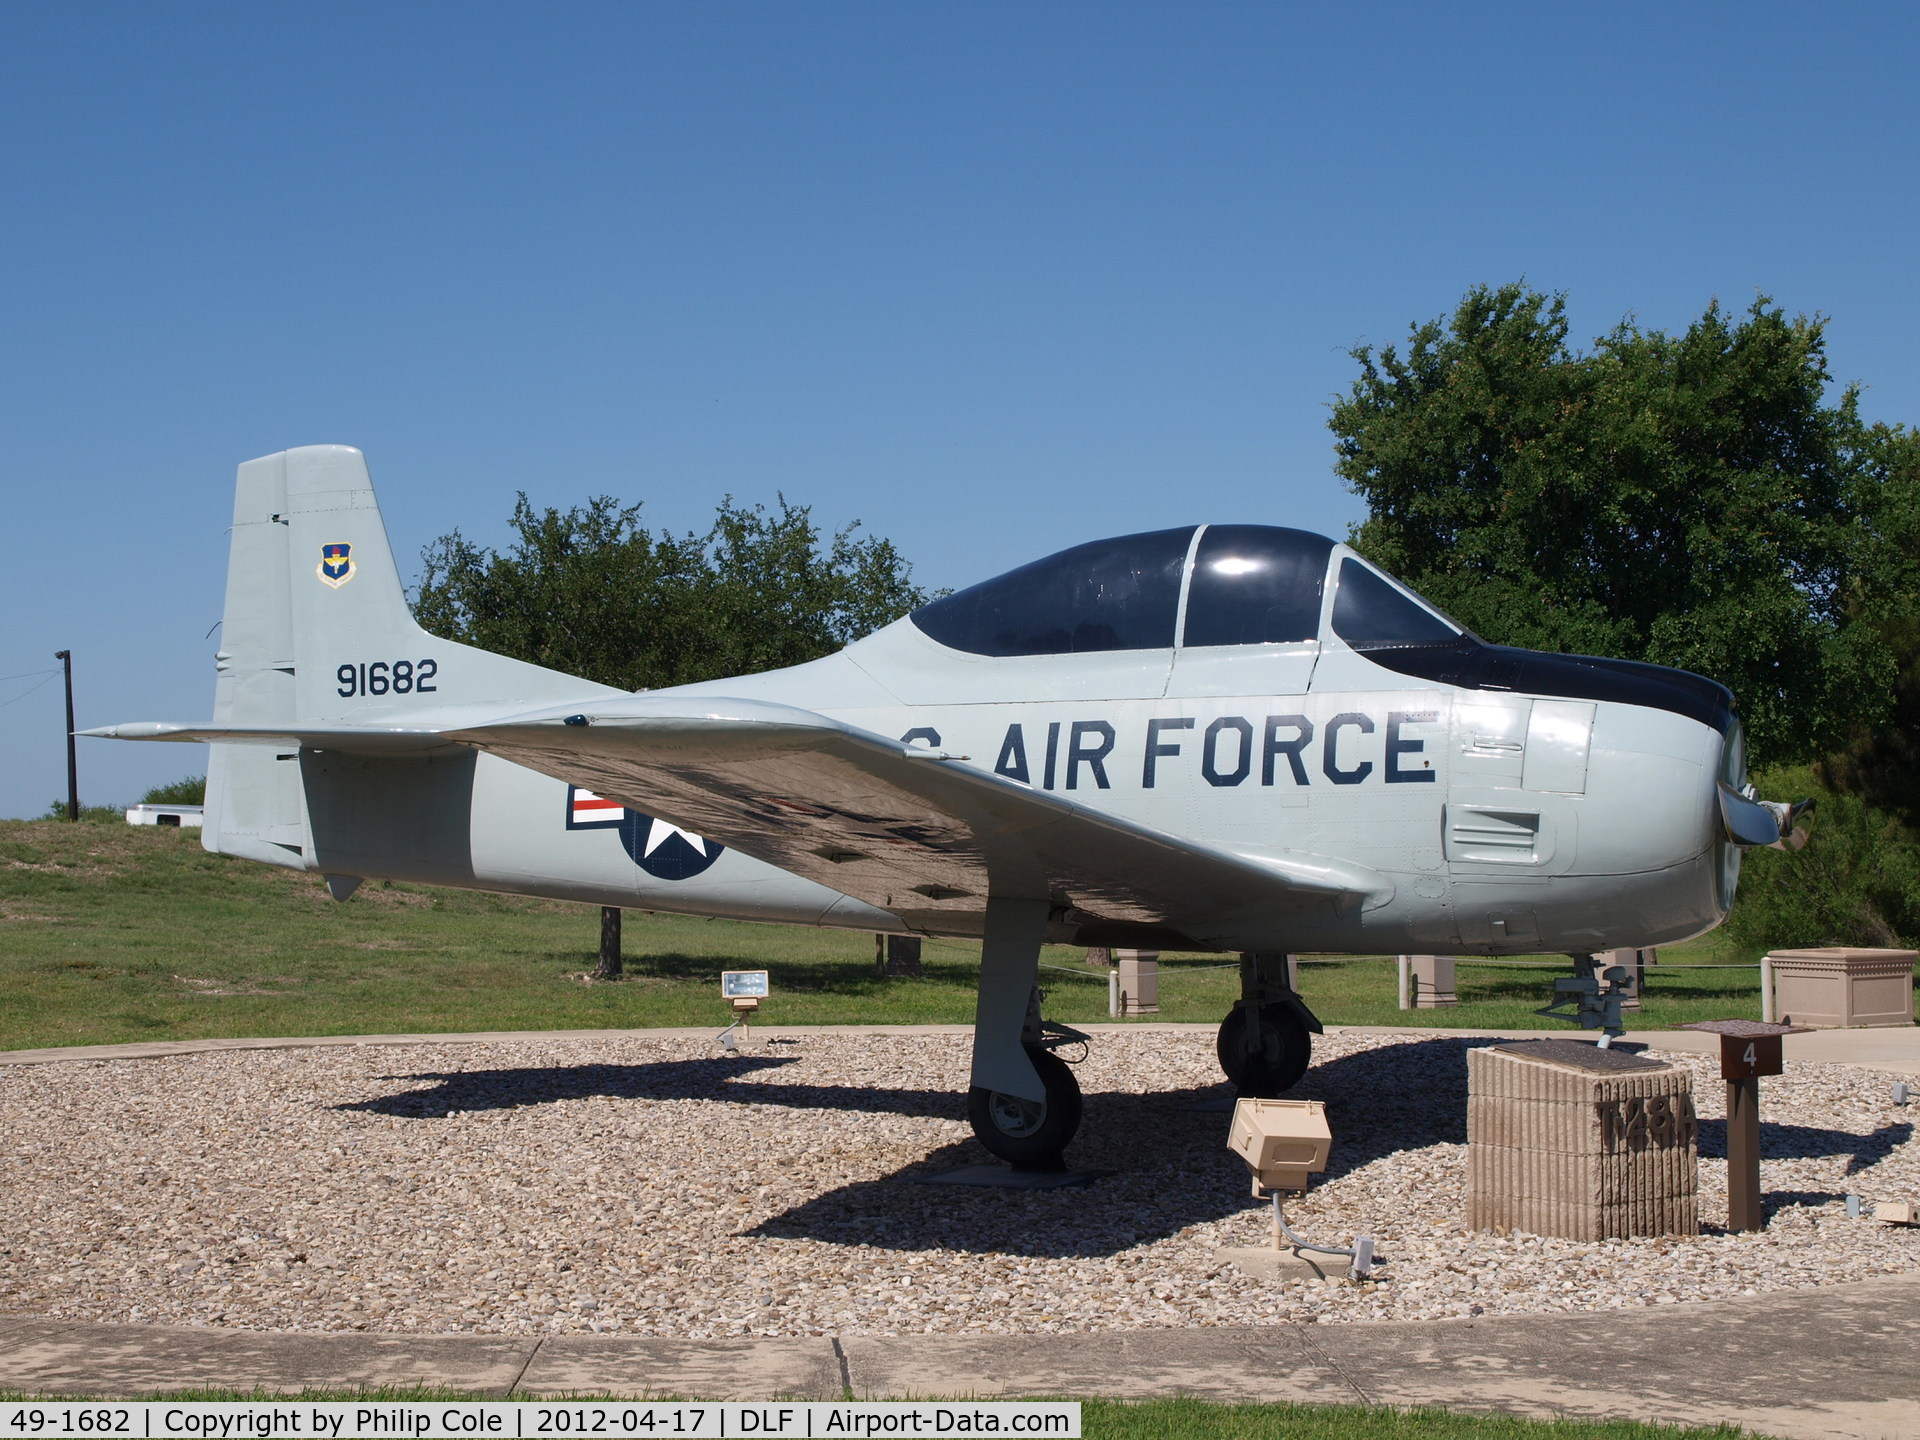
[
  {"x1": 4, "y1": 1021, "x2": 1916, "y2": 1076},
  {"x1": 3, "y1": 1272, "x2": 1917, "y2": 1438}
]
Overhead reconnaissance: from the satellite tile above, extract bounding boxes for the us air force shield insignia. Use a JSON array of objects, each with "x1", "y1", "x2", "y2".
[
  {"x1": 317, "y1": 543, "x2": 356, "y2": 589},
  {"x1": 565, "y1": 786, "x2": 725, "y2": 880}
]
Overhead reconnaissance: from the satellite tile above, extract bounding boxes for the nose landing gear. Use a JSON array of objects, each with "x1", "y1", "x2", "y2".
[{"x1": 1217, "y1": 951, "x2": 1320, "y2": 1097}]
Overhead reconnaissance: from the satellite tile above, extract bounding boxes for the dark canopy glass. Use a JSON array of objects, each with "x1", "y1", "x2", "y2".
[
  {"x1": 1181, "y1": 525, "x2": 1334, "y2": 647},
  {"x1": 911, "y1": 527, "x2": 1195, "y2": 656},
  {"x1": 1330, "y1": 557, "x2": 1461, "y2": 649}
]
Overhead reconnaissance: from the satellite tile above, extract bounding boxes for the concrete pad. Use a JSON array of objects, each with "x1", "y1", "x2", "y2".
[
  {"x1": 1, "y1": 1272, "x2": 1918, "y2": 1437},
  {"x1": 520, "y1": 1336, "x2": 843, "y2": 1399},
  {"x1": 1318, "y1": 1271, "x2": 1920, "y2": 1440},
  {"x1": 838, "y1": 1325, "x2": 1361, "y2": 1405},
  {"x1": 1213, "y1": 1247, "x2": 1354, "y2": 1283},
  {"x1": 0, "y1": 1317, "x2": 535, "y2": 1397},
  {"x1": 913, "y1": 1165, "x2": 1108, "y2": 1190}
]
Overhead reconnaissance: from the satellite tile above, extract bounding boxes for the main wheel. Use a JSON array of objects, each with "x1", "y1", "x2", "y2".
[
  {"x1": 967, "y1": 1045, "x2": 1083, "y2": 1171},
  {"x1": 1216, "y1": 1001, "x2": 1311, "y2": 1097}
]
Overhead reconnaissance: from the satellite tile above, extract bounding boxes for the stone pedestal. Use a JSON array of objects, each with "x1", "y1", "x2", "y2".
[
  {"x1": 1404, "y1": 954, "x2": 1457, "y2": 1008},
  {"x1": 1114, "y1": 949, "x2": 1160, "y2": 1015},
  {"x1": 1468, "y1": 1041, "x2": 1698, "y2": 1240},
  {"x1": 1768, "y1": 948, "x2": 1916, "y2": 1028},
  {"x1": 874, "y1": 933, "x2": 923, "y2": 977}
]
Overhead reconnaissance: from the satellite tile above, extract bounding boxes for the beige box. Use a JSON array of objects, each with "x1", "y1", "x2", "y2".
[
  {"x1": 1467, "y1": 1041, "x2": 1698, "y2": 1241},
  {"x1": 1228, "y1": 1098, "x2": 1331, "y2": 1191},
  {"x1": 1873, "y1": 1200, "x2": 1918, "y2": 1225},
  {"x1": 1768, "y1": 948, "x2": 1916, "y2": 1029}
]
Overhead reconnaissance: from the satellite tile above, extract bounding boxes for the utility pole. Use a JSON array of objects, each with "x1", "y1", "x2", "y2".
[{"x1": 54, "y1": 650, "x2": 77, "y2": 821}]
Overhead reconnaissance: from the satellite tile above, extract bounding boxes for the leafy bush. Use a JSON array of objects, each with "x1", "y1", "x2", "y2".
[
  {"x1": 141, "y1": 775, "x2": 205, "y2": 806},
  {"x1": 38, "y1": 800, "x2": 130, "y2": 823},
  {"x1": 1723, "y1": 765, "x2": 1920, "y2": 953}
]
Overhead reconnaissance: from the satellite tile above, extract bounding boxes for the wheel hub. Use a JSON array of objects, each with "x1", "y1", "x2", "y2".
[{"x1": 986, "y1": 1090, "x2": 1046, "y2": 1137}]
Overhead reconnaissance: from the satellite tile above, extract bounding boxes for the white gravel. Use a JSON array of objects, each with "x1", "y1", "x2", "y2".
[{"x1": 2, "y1": 1030, "x2": 1916, "y2": 1337}]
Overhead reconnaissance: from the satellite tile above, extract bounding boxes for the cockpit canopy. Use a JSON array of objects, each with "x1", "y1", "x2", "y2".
[{"x1": 910, "y1": 524, "x2": 1460, "y2": 656}]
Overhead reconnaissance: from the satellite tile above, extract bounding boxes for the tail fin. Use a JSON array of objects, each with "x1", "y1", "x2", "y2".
[{"x1": 205, "y1": 445, "x2": 615, "y2": 865}]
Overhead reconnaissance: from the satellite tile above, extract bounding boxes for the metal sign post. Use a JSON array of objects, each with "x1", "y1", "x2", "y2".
[{"x1": 1680, "y1": 1020, "x2": 1809, "y2": 1232}]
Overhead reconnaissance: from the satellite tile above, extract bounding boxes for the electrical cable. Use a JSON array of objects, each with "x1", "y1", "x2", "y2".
[{"x1": 0, "y1": 672, "x2": 61, "y2": 709}]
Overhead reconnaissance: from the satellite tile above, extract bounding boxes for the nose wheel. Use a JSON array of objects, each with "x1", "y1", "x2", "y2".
[
  {"x1": 967, "y1": 1044, "x2": 1083, "y2": 1171},
  {"x1": 1217, "y1": 950, "x2": 1318, "y2": 1097},
  {"x1": 1216, "y1": 1000, "x2": 1311, "y2": 1096}
]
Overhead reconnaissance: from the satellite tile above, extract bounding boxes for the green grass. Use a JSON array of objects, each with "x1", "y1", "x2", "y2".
[
  {"x1": 0, "y1": 818, "x2": 1788, "y2": 1053},
  {"x1": 1084, "y1": 1400, "x2": 1750, "y2": 1440},
  {"x1": 0, "y1": 1392, "x2": 1761, "y2": 1439}
]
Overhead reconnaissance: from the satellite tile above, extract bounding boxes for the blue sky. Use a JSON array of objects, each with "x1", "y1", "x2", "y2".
[{"x1": 3, "y1": 2, "x2": 1916, "y2": 817}]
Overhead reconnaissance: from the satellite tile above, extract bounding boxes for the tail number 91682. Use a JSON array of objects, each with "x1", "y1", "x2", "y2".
[{"x1": 337, "y1": 659, "x2": 438, "y2": 697}]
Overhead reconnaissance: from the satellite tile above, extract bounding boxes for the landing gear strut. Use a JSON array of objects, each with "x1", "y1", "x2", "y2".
[
  {"x1": 965, "y1": 896, "x2": 1085, "y2": 1170},
  {"x1": 1217, "y1": 951, "x2": 1318, "y2": 1097}
]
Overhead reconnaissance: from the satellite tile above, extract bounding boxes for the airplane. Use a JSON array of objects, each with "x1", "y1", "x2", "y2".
[{"x1": 87, "y1": 445, "x2": 1812, "y2": 1171}]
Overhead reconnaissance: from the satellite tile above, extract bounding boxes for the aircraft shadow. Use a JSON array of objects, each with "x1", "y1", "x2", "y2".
[
  {"x1": 336, "y1": 1055, "x2": 963, "y2": 1122},
  {"x1": 1694, "y1": 1117, "x2": 1913, "y2": 1170},
  {"x1": 752, "y1": 1036, "x2": 1513, "y2": 1258}
]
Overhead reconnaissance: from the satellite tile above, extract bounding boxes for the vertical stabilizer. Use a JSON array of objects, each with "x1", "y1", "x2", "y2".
[{"x1": 203, "y1": 445, "x2": 616, "y2": 868}]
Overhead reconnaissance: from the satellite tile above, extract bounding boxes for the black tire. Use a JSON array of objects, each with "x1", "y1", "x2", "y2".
[
  {"x1": 1216, "y1": 1001, "x2": 1311, "y2": 1097},
  {"x1": 967, "y1": 1045, "x2": 1083, "y2": 1171}
]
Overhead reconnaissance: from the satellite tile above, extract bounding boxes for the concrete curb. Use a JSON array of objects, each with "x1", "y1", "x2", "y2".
[
  {"x1": 3, "y1": 1273, "x2": 1918, "y2": 1439},
  {"x1": 4, "y1": 1023, "x2": 1916, "y2": 1073}
]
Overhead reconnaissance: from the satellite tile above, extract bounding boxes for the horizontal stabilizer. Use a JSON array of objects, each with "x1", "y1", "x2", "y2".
[{"x1": 81, "y1": 721, "x2": 454, "y2": 754}]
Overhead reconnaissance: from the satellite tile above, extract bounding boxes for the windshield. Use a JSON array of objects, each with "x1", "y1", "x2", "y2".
[{"x1": 1330, "y1": 557, "x2": 1460, "y2": 649}]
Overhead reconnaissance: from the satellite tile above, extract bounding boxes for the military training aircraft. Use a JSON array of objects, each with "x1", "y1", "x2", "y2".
[{"x1": 89, "y1": 446, "x2": 1811, "y2": 1170}]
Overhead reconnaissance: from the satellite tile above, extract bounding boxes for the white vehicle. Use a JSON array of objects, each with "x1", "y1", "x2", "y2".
[{"x1": 90, "y1": 446, "x2": 1807, "y2": 1169}]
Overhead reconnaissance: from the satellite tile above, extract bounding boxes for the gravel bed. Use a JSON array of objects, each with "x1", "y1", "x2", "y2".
[{"x1": 2, "y1": 1030, "x2": 1916, "y2": 1337}]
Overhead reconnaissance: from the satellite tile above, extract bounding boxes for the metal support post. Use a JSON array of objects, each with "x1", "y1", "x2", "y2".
[
  {"x1": 971, "y1": 896, "x2": 1050, "y2": 1102},
  {"x1": 1726, "y1": 1076, "x2": 1764, "y2": 1231}
]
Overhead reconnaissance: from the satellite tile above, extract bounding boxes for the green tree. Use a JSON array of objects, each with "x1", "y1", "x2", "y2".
[
  {"x1": 141, "y1": 775, "x2": 206, "y2": 806},
  {"x1": 1332, "y1": 282, "x2": 1910, "y2": 764},
  {"x1": 412, "y1": 493, "x2": 929, "y2": 690},
  {"x1": 1724, "y1": 766, "x2": 1920, "y2": 952}
]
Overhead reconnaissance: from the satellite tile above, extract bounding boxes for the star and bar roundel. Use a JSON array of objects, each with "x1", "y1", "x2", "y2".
[{"x1": 565, "y1": 786, "x2": 726, "y2": 880}]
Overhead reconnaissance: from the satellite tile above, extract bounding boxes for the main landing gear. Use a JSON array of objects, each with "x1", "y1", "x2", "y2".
[
  {"x1": 967, "y1": 1030, "x2": 1085, "y2": 1170},
  {"x1": 965, "y1": 897, "x2": 1086, "y2": 1171},
  {"x1": 1217, "y1": 951, "x2": 1320, "y2": 1097}
]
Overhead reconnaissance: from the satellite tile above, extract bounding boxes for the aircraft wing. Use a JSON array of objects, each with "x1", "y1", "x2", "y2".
[
  {"x1": 448, "y1": 697, "x2": 1390, "y2": 944},
  {"x1": 88, "y1": 697, "x2": 1390, "y2": 943}
]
